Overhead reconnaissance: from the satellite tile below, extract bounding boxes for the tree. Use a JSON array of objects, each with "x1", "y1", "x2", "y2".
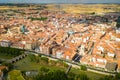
[
  {"x1": 2, "y1": 68, "x2": 8, "y2": 75},
  {"x1": 40, "y1": 57, "x2": 49, "y2": 63},
  {"x1": 99, "y1": 75, "x2": 114, "y2": 80},
  {"x1": 81, "y1": 65, "x2": 87, "y2": 71},
  {"x1": 8, "y1": 70, "x2": 25, "y2": 80},
  {"x1": 91, "y1": 12, "x2": 95, "y2": 15},
  {"x1": 2, "y1": 62, "x2": 13, "y2": 70},
  {"x1": 116, "y1": 16, "x2": 120, "y2": 29},
  {"x1": 33, "y1": 69, "x2": 68, "y2": 80},
  {"x1": 45, "y1": 70, "x2": 68, "y2": 80},
  {"x1": 28, "y1": 17, "x2": 47, "y2": 21},
  {"x1": 56, "y1": 60, "x2": 68, "y2": 68},
  {"x1": 28, "y1": 54, "x2": 39, "y2": 63},
  {"x1": 115, "y1": 73, "x2": 120, "y2": 80},
  {"x1": 75, "y1": 73, "x2": 89, "y2": 80},
  {"x1": 49, "y1": 60, "x2": 57, "y2": 66},
  {"x1": 0, "y1": 46, "x2": 23, "y2": 57},
  {"x1": 68, "y1": 72, "x2": 76, "y2": 80},
  {"x1": 39, "y1": 67, "x2": 49, "y2": 73}
]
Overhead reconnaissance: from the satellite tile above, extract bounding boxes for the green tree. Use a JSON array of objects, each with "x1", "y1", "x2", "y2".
[
  {"x1": 39, "y1": 67, "x2": 49, "y2": 73},
  {"x1": 99, "y1": 75, "x2": 114, "y2": 80},
  {"x1": 49, "y1": 60, "x2": 57, "y2": 66},
  {"x1": 0, "y1": 46, "x2": 23, "y2": 57},
  {"x1": 40, "y1": 57, "x2": 49, "y2": 63},
  {"x1": 68, "y1": 72, "x2": 76, "y2": 80},
  {"x1": 91, "y1": 12, "x2": 95, "y2": 15},
  {"x1": 115, "y1": 73, "x2": 120, "y2": 80},
  {"x1": 28, "y1": 54, "x2": 39, "y2": 63},
  {"x1": 33, "y1": 69, "x2": 68, "y2": 80},
  {"x1": 56, "y1": 60, "x2": 68, "y2": 68},
  {"x1": 2, "y1": 68, "x2": 8, "y2": 74},
  {"x1": 75, "y1": 73, "x2": 89, "y2": 80},
  {"x1": 2, "y1": 62, "x2": 13, "y2": 70},
  {"x1": 116, "y1": 16, "x2": 120, "y2": 29},
  {"x1": 45, "y1": 70, "x2": 68, "y2": 80},
  {"x1": 81, "y1": 65, "x2": 87, "y2": 71}
]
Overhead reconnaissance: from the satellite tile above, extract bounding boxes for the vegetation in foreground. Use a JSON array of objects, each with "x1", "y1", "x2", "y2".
[
  {"x1": 10, "y1": 66, "x2": 120, "y2": 80},
  {"x1": 25, "y1": 67, "x2": 89, "y2": 80},
  {"x1": 14, "y1": 54, "x2": 105, "y2": 80},
  {"x1": 0, "y1": 53, "x2": 119, "y2": 80}
]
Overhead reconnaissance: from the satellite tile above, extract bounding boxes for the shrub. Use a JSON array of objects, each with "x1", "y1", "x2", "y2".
[
  {"x1": 28, "y1": 54, "x2": 40, "y2": 63},
  {"x1": 115, "y1": 73, "x2": 120, "y2": 80},
  {"x1": 28, "y1": 17, "x2": 47, "y2": 21},
  {"x1": 0, "y1": 46, "x2": 23, "y2": 57},
  {"x1": 40, "y1": 57, "x2": 49, "y2": 63},
  {"x1": 2, "y1": 62, "x2": 13, "y2": 70},
  {"x1": 80, "y1": 65, "x2": 87, "y2": 71},
  {"x1": 56, "y1": 60, "x2": 68, "y2": 68},
  {"x1": 75, "y1": 73, "x2": 89, "y2": 80},
  {"x1": 49, "y1": 60, "x2": 57, "y2": 65},
  {"x1": 8, "y1": 70, "x2": 25, "y2": 80},
  {"x1": 39, "y1": 67, "x2": 49, "y2": 73},
  {"x1": 116, "y1": 16, "x2": 120, "y2": 29}
]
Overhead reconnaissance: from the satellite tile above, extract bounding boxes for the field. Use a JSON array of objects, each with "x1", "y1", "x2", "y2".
[
  {"x1": 0, "y1": 6, "x2": 25, "y2": 10},
  {"x1": 14, "y1": 55, "x2": 105, "y2": 80},
  {"x1": 46, "y1": 4, "x2": 120, "y2": 14},
  {"x1": 0, "y1": 4, "x2": 120, "y2": 14},
  {"x1": 0, "y1": 5, "x2": 35, "y2": 10}
]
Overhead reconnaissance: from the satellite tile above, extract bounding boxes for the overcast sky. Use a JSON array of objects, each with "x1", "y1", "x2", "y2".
[{"x1": 0, "y1": 0, "x2": 120, "y2": 3}]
